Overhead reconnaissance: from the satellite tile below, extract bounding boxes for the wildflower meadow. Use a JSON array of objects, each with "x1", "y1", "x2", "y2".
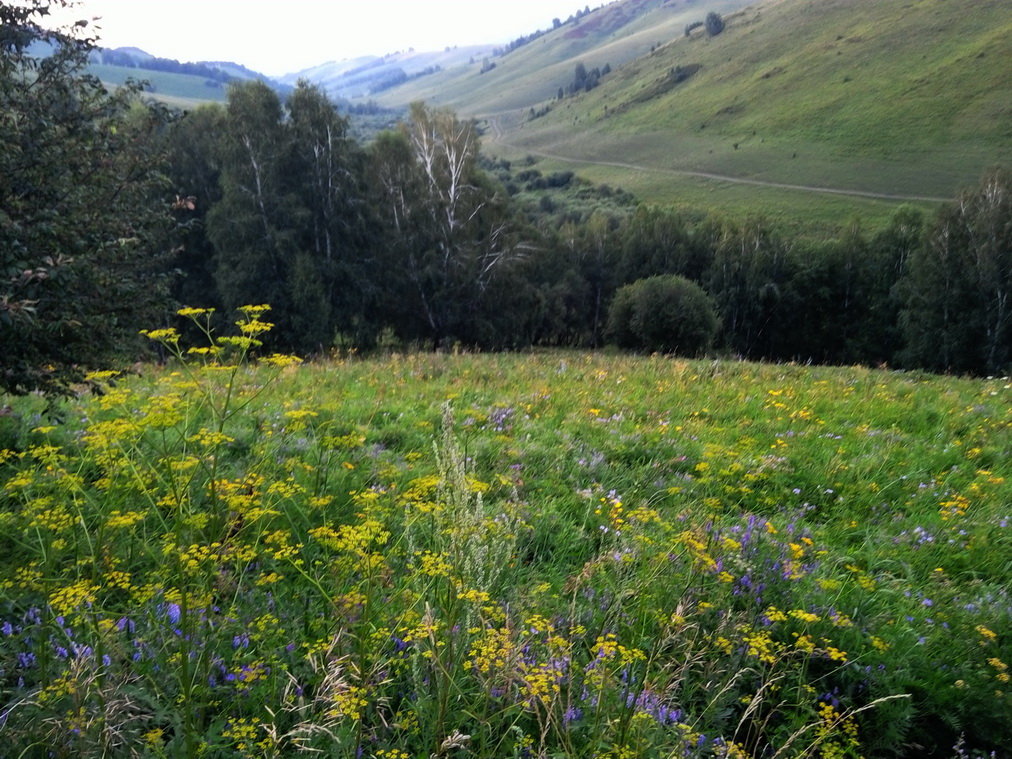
[{"x1": 1, "y1": 307, "x2": 1009, "y2": 758}]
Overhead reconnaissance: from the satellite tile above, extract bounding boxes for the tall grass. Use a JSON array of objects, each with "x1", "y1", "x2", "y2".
[{"x1": 1, "y1": 310, "x2": 1009, "y2": 757}]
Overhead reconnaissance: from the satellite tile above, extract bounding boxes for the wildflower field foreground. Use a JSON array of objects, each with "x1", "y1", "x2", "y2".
[{"x1": 1, "y1": 314, "x2": 1010, "y2": 758}]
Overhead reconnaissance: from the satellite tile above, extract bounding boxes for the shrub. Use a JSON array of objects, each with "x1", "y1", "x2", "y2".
[
  {"x1": 705, "y1": 11, "x2": 725, "y2": 36},
  {"x1": 606, "y1": 275, "x2": 717, "y2": 354}
]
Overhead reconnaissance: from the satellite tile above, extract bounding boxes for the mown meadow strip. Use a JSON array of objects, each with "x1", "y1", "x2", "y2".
[{"x1": 1, "y1": 310, "x2": 1010, "y2": 757}]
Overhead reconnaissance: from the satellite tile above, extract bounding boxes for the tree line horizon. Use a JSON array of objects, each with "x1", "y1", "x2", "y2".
[{"x1": 3, "y1": 0, "x2": 1011, "y2": 396}]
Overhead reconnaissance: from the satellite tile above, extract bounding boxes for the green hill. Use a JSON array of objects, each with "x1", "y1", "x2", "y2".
[
  {"x1": 88, "y1": 63, "x2": 230, "y2": 105},
  {"x1": 373, "y1": 0, "x2": 1012, "y2": 232},
  {"x1": 281, "y1": 46, "x2": 495, "y2": 100},
  {"x1": 86, "y1": 48, "x2": 289, "y2": 109},
  {"x1": 376, "y1": 0, "x2": 754, "y2": 114}
]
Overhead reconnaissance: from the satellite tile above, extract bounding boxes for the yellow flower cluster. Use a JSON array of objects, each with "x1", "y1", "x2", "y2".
[
  {"x1": 105, "y1": 509, "x2": 146, "y2": 529},
  {"x1": 48, "y1": 579, "x2": 99, "y2": 615},
  {"x1": 466, "y1": 626, "x2": 514, "y2": 674}
]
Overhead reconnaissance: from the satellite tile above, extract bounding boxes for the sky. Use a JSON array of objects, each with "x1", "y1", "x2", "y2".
[{"x1": 46, "y1": 0, "x2": 591, "y2": 76}]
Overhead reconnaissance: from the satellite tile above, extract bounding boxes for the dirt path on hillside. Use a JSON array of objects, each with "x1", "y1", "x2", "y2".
[{"x1": 485, "y1": 115, "x2": 949, "y2": 204}]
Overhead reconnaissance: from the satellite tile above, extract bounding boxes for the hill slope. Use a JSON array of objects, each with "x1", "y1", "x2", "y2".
[
  {"x1": 370, "y1": 0, "x2": 1011, "y2": 230},
  {"x1": 282, "y1": 46, "x2": 495, "y2": 100},
  {"x1": 374, "y1": 0, "x2": 754, "y2": 113},
  {"x1": 86, "y1": 47, "x2": 289, "y2": 107}
]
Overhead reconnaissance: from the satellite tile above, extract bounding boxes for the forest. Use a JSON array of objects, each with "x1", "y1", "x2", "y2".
[{"x1": 3, "y1": 0, "x2": 1011, "y2": 397}]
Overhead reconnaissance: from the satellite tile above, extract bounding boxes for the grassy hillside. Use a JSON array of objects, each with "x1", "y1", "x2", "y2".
[
  {"x1": 283, "y1": 46, "x2": 495, "y2": 100},
  {"x1": 2, "y1": 322, "x2": 1010, "y2": 755},
  {"x1": 88, "y1": 50, "x2": 289, "y2": 108},
  {"x1": 89, "y1": 63, "x2": 230, "y2": 103},
  {"x1": 374, "y1": 0, "x2": 1011, "y2": 232},
  {"x1": 376, "y1": 0, "x2": 754, "y2": 114}
]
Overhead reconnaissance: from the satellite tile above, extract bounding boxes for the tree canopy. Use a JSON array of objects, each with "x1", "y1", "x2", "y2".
[
  {"x1": 1, "y1": 0, "x2": 174, "y2": 394},
  {"x1": 2, "y1": 2, "x2": 1009, "y2": 389}
]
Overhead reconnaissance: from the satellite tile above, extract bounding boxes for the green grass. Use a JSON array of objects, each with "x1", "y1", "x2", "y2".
[
  {"x1": 377, "y1": 0, "x2": 755, "y2": 115},
  {"x1": 487, "y1": 142, "x2": 937, "y2": 237},
  {"x1": 381, "y1": 0, "x2": 1012, "y2": 233},
  {"x1": 1, "y1": 308, "x2": 1010, "y2": 757},
  {"x1": 89, "y1": 63, "x2": 230, "y2": 103}
]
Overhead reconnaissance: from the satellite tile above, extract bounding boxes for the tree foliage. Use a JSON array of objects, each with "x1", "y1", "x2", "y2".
[
  {"x1": 705, "y1": 12, "x2": 726, "y2": 37},
  {"x1": 5, "y1": 4, "x2": 1005, "y2": 387},
  {"x1": 607, "y1": 275, "x2": 717, "y2": 355},
  {"x1": 194, "y1": 80, "x2": 374, "y2": 352},
  {"x1": 1, "y1": 0, "x2": 174, "y2": 394},
  {"x1": 369, "y1": 102, "x2": 525, "y2": 346},
  {"x1": 707, "y1": 219, "x2": 798, "y2": 359},
  {"x1": 618, "y1": 206, "x2": 712, "y2": 284},
  {"x1": 900, "y1": 168, "x2": 1012, "y2": 374},
  {"x1": 163, "y1": 103, "x2": 226, "y2": 312}
]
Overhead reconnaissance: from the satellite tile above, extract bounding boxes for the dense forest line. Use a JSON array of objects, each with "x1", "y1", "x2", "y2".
[
  {"x1": 3, "y1": 0, "x2": 1011, "y2": 397},
  {"x1": 158, "y1": 82, "x2": 1012, "y2": 376}
]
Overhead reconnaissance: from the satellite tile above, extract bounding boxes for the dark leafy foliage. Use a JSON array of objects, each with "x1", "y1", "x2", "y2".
[
  {"x1": 607, "y1": 274, "x2": 717, "y2": 355},
  {"x1": 1, "y1": 0, "x2": 175, "y2": 395},
  {"x1": 899, "y1": 168, "x2": 1012, "y2": 375}
]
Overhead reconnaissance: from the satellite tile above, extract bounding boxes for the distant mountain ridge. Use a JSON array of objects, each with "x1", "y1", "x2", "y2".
[
  {"x1": 23, "y1": 39, "x2": 289, "y2": 107},
  {"x1": 92, "y1": 45, "x2": 285, "y2": 87},
  {"x1": 280, "y1": 45, "x2": 496, "y2": 100}
]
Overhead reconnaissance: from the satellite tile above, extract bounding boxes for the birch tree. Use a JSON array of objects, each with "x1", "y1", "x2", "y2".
[{"x1": 371, "y1": 103, "x2": 524, "y2": 345}]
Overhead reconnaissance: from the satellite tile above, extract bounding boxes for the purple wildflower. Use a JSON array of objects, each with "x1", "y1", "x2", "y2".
[{"x1": 165, "y1": 603, "x2": 182, "y2": 625}]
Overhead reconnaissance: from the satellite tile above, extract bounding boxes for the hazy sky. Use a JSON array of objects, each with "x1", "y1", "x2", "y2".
[{"x1": 47, "y1": 1, "x2": 590, "y2": 76}]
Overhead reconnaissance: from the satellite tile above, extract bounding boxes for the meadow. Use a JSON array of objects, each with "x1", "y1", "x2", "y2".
[
  {"x1": 1, "y1": 308, "x2": 1010, "y2": 757},
  {"x1": 435, "y1": 0, "x2": 1012, "y2": 234},
  {"x1": 88, "y1": 64, "x2": 230, "y2": 106}
]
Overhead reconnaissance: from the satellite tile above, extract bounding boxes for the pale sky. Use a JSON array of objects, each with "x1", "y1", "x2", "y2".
[{"x1": 47, "y1": 1, "x2": 590, "y2": 76}]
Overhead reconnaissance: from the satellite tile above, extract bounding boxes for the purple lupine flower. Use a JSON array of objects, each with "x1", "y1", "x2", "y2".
[{"x1": 165, "y1": 603, "x2": 181, "y2": 625}]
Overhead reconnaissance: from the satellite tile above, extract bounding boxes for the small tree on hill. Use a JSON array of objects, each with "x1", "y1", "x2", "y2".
[
  {"x1": 705, "y1": 12, "x2": 725, "y2": 36},
  {"x1": 574, "y1": 62, "x2": 588, "y2": 89}
]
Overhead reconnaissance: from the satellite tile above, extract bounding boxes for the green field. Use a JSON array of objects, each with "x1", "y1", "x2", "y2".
[
  {"x1": 492, "y1": 148, "x2": 937, "y2": 237},
  {"x1": 381, "y1": 0, "x2": 1012, "y2": 233},
  {"x1": 89, "y1": 63, "x2": 230, "y2": 104},
  {"x1": 1, "y1": 309, "x2": 1010, "y2": 757}
]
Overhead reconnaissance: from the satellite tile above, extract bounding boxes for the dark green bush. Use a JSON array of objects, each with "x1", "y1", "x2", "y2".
[{"x1": 606, "y1": 275, "x2": 717, "y2": 354}]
